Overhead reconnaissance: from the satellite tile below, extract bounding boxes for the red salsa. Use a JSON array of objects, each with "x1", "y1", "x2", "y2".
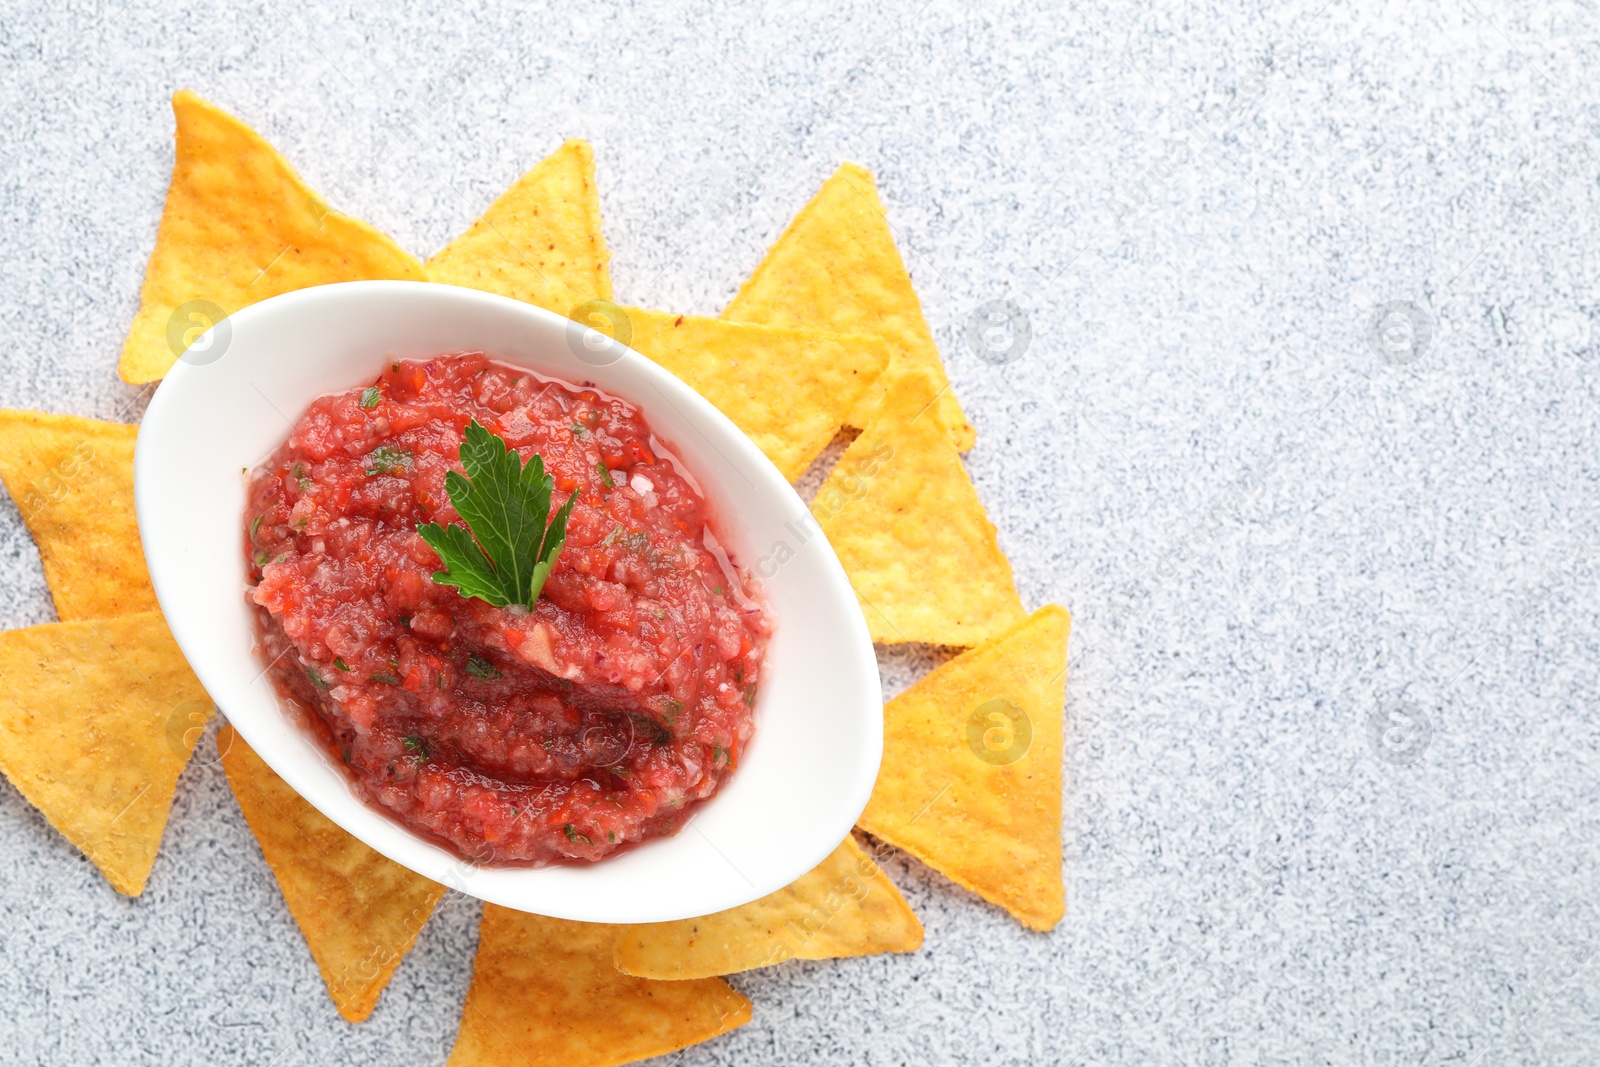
[{"x1": 245, "y1": 353, "x2": 767, "y2": 865}]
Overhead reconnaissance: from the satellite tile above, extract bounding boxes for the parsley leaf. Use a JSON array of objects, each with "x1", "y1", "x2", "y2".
[
  {"x1": 402, "y1": 734, "x2": 429, "y2": 762},
  {"x1": 416, "y1": 420, "x2": 579, "y2": 609},
  {"x1": 596, "y1": 460, "x2": 614, "y2": 489},
  {"x1": 364, "y1": 446, "x2": 412, "y2": 476},
  {"x1": 359, "y1": 385, "x2": 381, "y2": 409}
]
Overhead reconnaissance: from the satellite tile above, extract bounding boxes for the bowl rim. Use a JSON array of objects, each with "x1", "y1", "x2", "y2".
[{"x1": 134, "y1": 279, "x2": 882, "y2": 922}]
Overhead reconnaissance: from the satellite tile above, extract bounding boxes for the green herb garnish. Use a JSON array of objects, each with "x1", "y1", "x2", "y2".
[
  {"x1": 713, "y1": 746, "x2": 728, "y2": 766},
  {"x1": 563, "y1": 823, "x2": 593, "y2": 846},
  {"x1": 250, "y1": 515, "x2": 262, "y2": 539},
  {"x1": 369, "y1": 672, "x2": 401, "y2": 685},
  {"x1": 596, "y1": 460, "x2": 614, "y2": 489},
  {"x1": 293, "y1": 463, "x2": 312, "y2": 491},
  {"x1": 306, "y1": 668, "x2": 329, "y2": 691},
  {"x1": 742, "y1": 684, "x2": 756, "y2": 708},
  {"x1": 416, "y1": 420, "x2": 579, "y2": 609},
  {"x1": 398, "y1": 614, "x2": 411, "y2": 628},
  {"x1": 333, "y1": 657, "x2": 351, "y2": 671},
  {"x1": 465, "y1": 654, "x2": 502, "y2": 680},
  {"x1": 571, "y1": 422, "x2": 587, "y2": 436},
  {"x1": 402, "y1": 734, "x2": 429, "y2": 761},
  {"x1": 364, "y1": 446, "x2": 413, "y2": 476},
  {"x1": 630, "y1": 712, "x2": 674, "y2": 746},
  {"x1": 359, "y1": 386, "x2": 381, "y2": 408}
]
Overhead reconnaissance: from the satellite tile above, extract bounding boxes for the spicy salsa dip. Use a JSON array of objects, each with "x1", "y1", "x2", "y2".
[{"x1": 244, "y1": 352, "x2": 768, "y2": 865}]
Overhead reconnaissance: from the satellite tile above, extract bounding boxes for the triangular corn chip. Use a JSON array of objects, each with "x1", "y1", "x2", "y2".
[
  {"x1": 0, "y1": 611, "x2": 210, "y2": 895},
  {"x1": 858, "y1": 605, "x2": 1070, "y2": 930},
  {"x1": 811, "y1": 369, "x2": 1023, "y2": 645},
  {"x1": 722, "y1": 162, "x2": 975, "y2": 450},
  {"x1": 621, "y1": 309, "x2": 889, "y2": 481},
  {"x1": 0, "y1": 410, "x2": 154, "y2": 621},
  {"x1": 218, "y1": 725, "x2": 445, "y2": 1022},
  {"x1": 613, "y1": 833, "x2": 921, "y2": 979},
  {"x1": 428, "y1": 140, "x2": 612, "y2": 316},
  {"x1": 119, "y1": 90, "x2": 426, "y2": 383},
  {"x1": 450, "y1": 906, "x2": 750, "y2": 1067}
]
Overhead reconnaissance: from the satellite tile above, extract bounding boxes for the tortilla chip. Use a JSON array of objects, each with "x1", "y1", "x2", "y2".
[
  {"x1": 0, "y1": 410, "x2": 153, "y2": 621},
  {"x1": 612, "y1": 833, "x2": 921, "y2": 980},
  {"x1": 449, "y1": 906, "x2": 750, "y2": 1067},
  {"x1": 621, "y1": 309, "x2": 889, "y2": 481},
  {"x1": 0, "y1": 611, "x2": 210, "y2": 896},
  {"x1": 427, "y1": 140, "x2": 612, "y2": 316},
  {"x1": 218, "y1": 725, "x2": 445, "y2": 1022},
  {"x1": 810, "y1": 369, "x2": 1023, "y2": 645},
  {"x1": 118, "y1": 90, "x2": 427, "y2": 383},
  {"x1": 858, "y1": 605, "x2": 1070, "y2": 930},
  {"x1": 721, "y1": 162, "x2": 975, "y2": 450}
]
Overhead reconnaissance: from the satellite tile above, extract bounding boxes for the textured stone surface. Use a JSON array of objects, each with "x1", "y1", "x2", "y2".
[{"x1": 4, "y1": 0, "x2": 1600, "y2": 1063}]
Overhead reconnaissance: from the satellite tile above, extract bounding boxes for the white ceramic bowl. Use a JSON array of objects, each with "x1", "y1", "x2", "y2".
[{"x1": 135, "y1": 281, "x2": 881, "y2": 923}]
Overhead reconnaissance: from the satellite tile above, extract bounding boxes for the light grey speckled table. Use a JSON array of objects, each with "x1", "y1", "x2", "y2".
[{"x1": 4, "y1": 1, "x2": 1600, "y2": 1064}]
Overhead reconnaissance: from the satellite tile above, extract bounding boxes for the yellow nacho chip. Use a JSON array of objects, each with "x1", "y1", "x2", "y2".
[
  {"x1": 0, "y1": 410, "x2": 154, "y2": 621},
  {"x1": 722, "y1": 162, "x2": 975, "y2": 450},
  {"x1": 427, "y1": 140, "x2": 612, "y2": 316},
  {"x1": 218, "y1": 725, "x2": 445, "y2": 1022},
  {"x1": 811, "y1": 368, "x2": 1023, "y2": 645},
  {"x1": 620, "y1": 308, "x2": 889, "y2": 481},
  {"x1": 613, "y1": 833, "x2": 922, "y2": 980},
  {"x1": 118, "y1": 90, "x2": 427, "y2": 384},
  {"x1": 450, "y1": 906, "x2": 750, "y2": 1067},
  {"x1": 858, "y1": 605, "x2": 1070, "y2": 930},
  {"x1": 0, "y1": 611, "x2": 210, "y2": 896}
]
